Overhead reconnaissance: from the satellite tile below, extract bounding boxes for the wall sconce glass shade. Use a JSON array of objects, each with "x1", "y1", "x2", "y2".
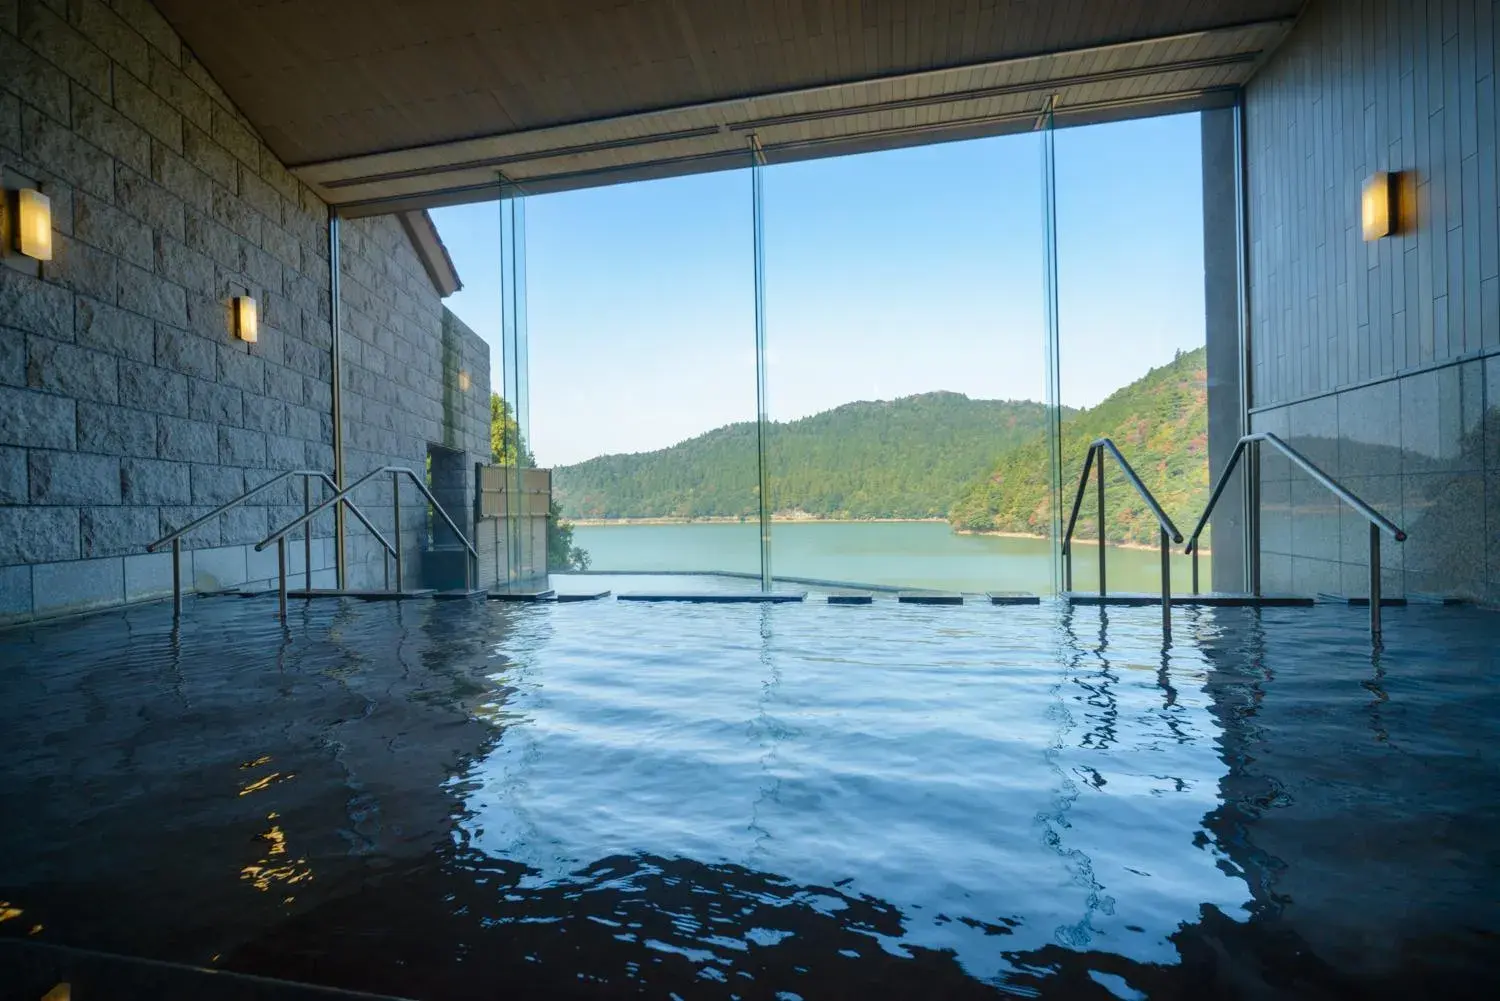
[
  {"x1": 458, "y1": 370, "x2": 471, "y2": 392},
  {"x1": 16, "y1": 188, "x2": 53, "y2": 261},
  {"x1": 1361, "y1": 171, "x2": 1396, "y2": 240},
  {"x1": 233, "y1": 296, "x2": 258, "y2": 343}
]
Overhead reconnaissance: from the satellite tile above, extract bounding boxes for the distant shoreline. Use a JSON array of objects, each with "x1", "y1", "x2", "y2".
[
  {"x1": 570, "y1": 516, "x2": 948, "y2": 527},
  {"x1": 569, "y1": 517, "x2": 1210, "y2": 553},
  {"x1": 957, "y1": 527, "x2": 1212, "y2": 555}
]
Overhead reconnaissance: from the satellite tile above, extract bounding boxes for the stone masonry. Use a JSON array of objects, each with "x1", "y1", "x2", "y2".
[
  {"x1": 0, "y1": 0, "x2": 490, "y2": 622},
  {"x1": 337, "y1": 217, "x2": 490, "y2": 590}
]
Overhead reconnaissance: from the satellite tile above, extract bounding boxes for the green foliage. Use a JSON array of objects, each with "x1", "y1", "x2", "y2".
[
  {"x1": 948, "y1": 347, "x2": 1210, "y2": 547},
  {"x1": 490, "y1": 393, "x2": 533, "y2": 468},
  {"x1": 553, "y1": 393, "x2": 1063, "y2": 521},
  {"x1": 490, "y1": 393, "x2": 590, "y2": 571},
  {"x1": 547, "y1": 497, "x2": 590, "y2": 571}
]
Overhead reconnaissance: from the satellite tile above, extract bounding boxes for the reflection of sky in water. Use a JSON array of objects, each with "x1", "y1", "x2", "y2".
[{"x1": 456, "y1": 598, "x2": 1251, "y2": 984}]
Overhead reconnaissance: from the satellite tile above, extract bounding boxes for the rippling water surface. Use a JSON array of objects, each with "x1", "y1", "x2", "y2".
[{"x1": 0, "y1": 581, "x2": 1496, "y2": 999}]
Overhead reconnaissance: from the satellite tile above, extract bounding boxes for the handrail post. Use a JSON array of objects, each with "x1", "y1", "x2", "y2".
[
  {"x1": 1249, "y1": 438, "x2": 1262, "y2": 597},
  {"x1": 392, "y1": 470, "x2": 403, "y2": 593},
  {"x1": 1096, "y1": 445, "x2": 1106, "y2": 597},
  {"x1": 1369, "y1": 523, "x2": 1381, "y2": 642},
  {"x1": 303, "y1": 477, "x2": 312, "y2": 593},
  {"x1": 1064, "y1": 543, "x2": 1073, "y2": 592},
  {"x1": 1160, "y1": 527, "x2": 1171, "y2": 634},
  {"x1": 277, "y1": 537, "x2": 288, "y2": 622},
  {"x1": 171, "y1": 538, "x2": 182, "y2": 621},
  {"x1": 1191, "y1": 547, "x2": 1199, "y2": 595}
]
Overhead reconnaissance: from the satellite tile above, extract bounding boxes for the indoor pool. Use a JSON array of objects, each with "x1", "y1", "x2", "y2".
[{"x1": 0, "y1": 583, "x2": 1496, "y2": 1000}]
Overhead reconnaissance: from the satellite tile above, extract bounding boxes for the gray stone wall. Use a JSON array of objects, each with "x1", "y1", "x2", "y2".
[
  {"x1": 1244, "y1": 0, "x2": 1500, "y2": 606},
  {"x1": 0, "y1": 0, "x2": 490, "y2": 622},
  {"x1": 336, "y1": 220, "x2": 489, "y2": 590}
]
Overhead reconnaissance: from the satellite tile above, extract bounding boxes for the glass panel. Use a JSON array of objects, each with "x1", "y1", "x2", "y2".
[
  {"x1": 1041, "y1": 102, "x2": 1064, "y2": 594},
  {"x1": 752, "y1": 138, "x2": 772, "y2": 589},
  {"x1": 1052, "y1": 113, "x2": 1211, "y2": 595},
  {"x1": 760, "y1": 135, "x2": 1050, "y2": 593},
  {"x1": 528, "y1": 162, "x2": 761, "y2": 579},
  {"x1": 498, "y1": 180, "x2": 538, "y2": 584}
]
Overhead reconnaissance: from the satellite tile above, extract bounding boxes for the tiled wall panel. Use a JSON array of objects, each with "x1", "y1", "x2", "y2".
[{"x1": 1245, "y1": 0, "x2": 1500, "y2": 604}]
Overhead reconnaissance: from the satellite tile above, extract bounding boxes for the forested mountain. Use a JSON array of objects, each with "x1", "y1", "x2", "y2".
[
  {"x1": 553, "y1": 393, "x2": 1062, "y2": 521},
  {"x1": 947, "y1": 347, "x2": 1209, "y2": 546}
]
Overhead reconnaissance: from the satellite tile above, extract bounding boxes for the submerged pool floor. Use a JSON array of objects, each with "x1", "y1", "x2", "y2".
[{"x1": 0, "y1": 588, "x2": 1497, "y2": 1000}]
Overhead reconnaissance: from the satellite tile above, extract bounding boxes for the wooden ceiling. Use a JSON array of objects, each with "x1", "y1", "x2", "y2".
[{"x1": 151, "y1": 0, "x2": 1301, "y2": 214}]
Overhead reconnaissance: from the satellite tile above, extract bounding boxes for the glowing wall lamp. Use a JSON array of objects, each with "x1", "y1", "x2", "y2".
[
  {"x1": 1361, "y1": 171, "x2": 1400, "y2": 240},
  {"x1": 233, "y1": 295, "x2": 258, "y2": 343},
  {"x1": 14, "y1": 188, "x2": 53, "y2": 261},
  {"x1": 457, "y1": 370, "x2": 471, "y2": 392}
]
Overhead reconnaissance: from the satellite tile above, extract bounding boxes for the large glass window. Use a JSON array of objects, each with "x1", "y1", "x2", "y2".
[
  {"x1": 430, "y1": 110, "x2": 1231, "y2": 597},
  {"x1": 1051, "y1": 113, "x2": 1213, "y2": 594},
  {"x1": 527, "y1": 167, "x2": 760, "y2": 577},
  {"x1": 760, "y1": 137, "x2": 1052, "y2": 593}
]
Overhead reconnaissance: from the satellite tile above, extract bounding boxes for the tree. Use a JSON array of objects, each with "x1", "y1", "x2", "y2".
[
  {"x1": 490, "y1": 393, "x2": 533, "y2": 468},
  {"x1": 546, "y1": 497, "x2": 590, "y2": 571},
  {"x1": 490, "y1": 393, "x2": 590, "y2": 571}
]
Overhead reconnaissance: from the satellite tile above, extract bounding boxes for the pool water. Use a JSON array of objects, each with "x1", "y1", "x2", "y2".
[{"x1": 0, "y1": 582, "x2": 1496, "y2": 999}]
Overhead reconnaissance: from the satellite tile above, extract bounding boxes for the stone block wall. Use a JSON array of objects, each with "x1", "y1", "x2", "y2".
[
  {"x1": 0, "y1": 0, "x2": 490, "y2": 622},
  {"x1": 336, "y1": 221, "x2": 489, "y2": 589}
]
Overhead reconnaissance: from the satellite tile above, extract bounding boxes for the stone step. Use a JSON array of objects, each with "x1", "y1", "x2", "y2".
[
  {"x1": 898, "y1": 592, "x2": 963, "y2": 605},
  {"x1": 617, "y1": 592, "x2": 807, "y2": 603},
  {"x1": 1065, "y1": 592, "x2": 1314, "y2": 607},
  {"x1": 285, "y1": 589, "x2": 437, "y2": 600},
  {"x1": 488, "y1": 589, "x2": 557, "y2": 602},
  {"x1": 433, "y1": 588, "x2": 488, "y2": 600},
  {"x1": 555, "y1": 590, "x2": 612, "y2": 602}
]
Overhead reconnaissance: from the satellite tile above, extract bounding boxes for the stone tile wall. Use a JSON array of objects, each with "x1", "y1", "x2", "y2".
[
  {"x1": 1245, "y1": 0, "x2": 1500, "y2": 606},
  {"x1": 1251, "y1": 355, "x2": 1499, "y2": 604},
  {"x1": 0, "y1": 0, "x2": 490, "y2": 622},
  {"x1": 336, "y1": 219, "x2": 489, "y2": 589}
]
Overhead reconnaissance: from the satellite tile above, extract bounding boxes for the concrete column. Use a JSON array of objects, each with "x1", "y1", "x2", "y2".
[{"x1": 1201, "y1": 106, "x2": 1248, "y2": 592}]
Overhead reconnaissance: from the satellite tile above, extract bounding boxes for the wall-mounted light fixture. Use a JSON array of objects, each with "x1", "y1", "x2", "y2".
[
  {"x1": 458, "y1": 370, "x2": 471, "y2": 392},
  {"x1": 14, "y1": 188, "x2": 53, "y2": 261},
  {"x1": 1361, "y1": 171, "x2": 1401, "y2": 240},
  {"x1": 233, "y1": 295, "x2": 258, "y2": 343}
]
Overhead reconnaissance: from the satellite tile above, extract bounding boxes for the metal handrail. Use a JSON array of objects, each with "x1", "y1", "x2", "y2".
[
  {"x1": 147, "y1": 469, "x2": 391, "y2": 621},
  {"x1": 255, "y1": 465, "x2": 394, "y2": 552},
  {"x1": 148, "y1": 470, "x2": 320, "y2": 551},
  {"x1": 255, "y1": 465, "x2": 479, "y2": 617},
  {"x1": 1061, "y1": 438, "x2": 1184, "y2": 631},
  {"x1": 1185, "y1": 431, "x2": 1405, "y2": 640}
]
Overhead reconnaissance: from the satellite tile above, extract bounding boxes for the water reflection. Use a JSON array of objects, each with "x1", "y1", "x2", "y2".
[
  {"x1": 450, "y1": 600, "x2": 1252, "y2": 990},
  {"x1": 0, "y1": 595, "x2": 1495, "y2": 998}
]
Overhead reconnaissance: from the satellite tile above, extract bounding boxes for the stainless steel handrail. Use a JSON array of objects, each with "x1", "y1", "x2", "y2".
[
  {"x1": 1185, "y1": 431, "x2": 1405, "y2": 641},
  {"x1": 1061, "y1": 438, "x2": 1184, "y2": 632},
  {"x1": 255, "y1": 465, "x2": 393, "y2": 552},
  {"x1": 255, "y1": 465, "x2": 479, "y2": 617},
  {"x1": 147, "y1": 469, "x2": 390, "y2": 621}
]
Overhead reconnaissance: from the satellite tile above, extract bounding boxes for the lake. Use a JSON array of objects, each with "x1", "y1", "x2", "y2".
[{"x1": 571, "y1": 520, "x2": 1210, "y2": 594}]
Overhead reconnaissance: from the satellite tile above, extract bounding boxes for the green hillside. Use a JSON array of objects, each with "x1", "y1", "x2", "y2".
[
  {"x1": 948, "y1": 347, "x2": 1209, "y2": 547},
  {"x1": 553, "y1": 393, "x2": 1062, "y2": 521}
]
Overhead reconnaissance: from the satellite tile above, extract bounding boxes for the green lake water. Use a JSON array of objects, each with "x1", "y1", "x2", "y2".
[{"x1": 571, "y1": 520, "x2": 1210, "y2": 594}]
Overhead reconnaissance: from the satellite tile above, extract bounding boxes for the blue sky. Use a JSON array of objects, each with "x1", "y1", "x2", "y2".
[{"x1": 433, "y1": 113, "x2": 1206, "y2": 467}]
